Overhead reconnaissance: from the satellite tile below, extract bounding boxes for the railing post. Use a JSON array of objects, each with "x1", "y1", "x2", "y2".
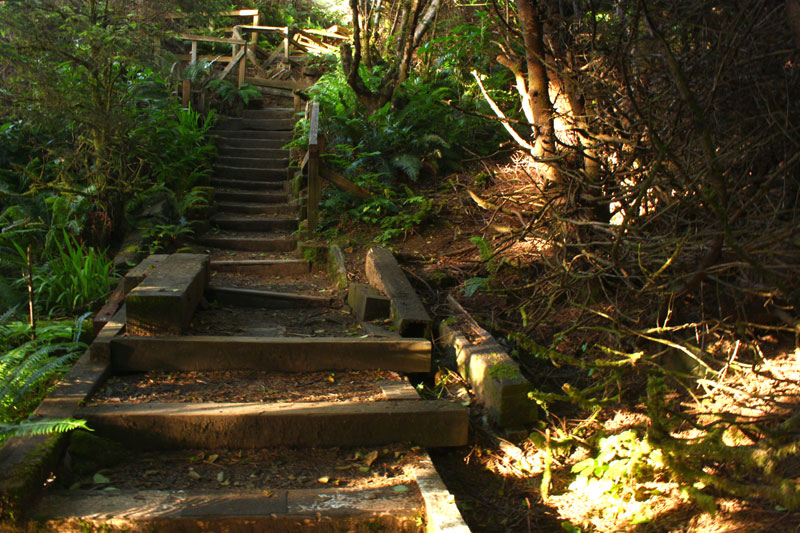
[{"x1": 307, "y1": 102, "x2": 320, "y2": 240}]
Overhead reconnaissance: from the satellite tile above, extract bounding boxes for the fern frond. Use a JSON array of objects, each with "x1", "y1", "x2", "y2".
[{"x1": 0, "y1": 418, "x2": 90, "y2": 438}]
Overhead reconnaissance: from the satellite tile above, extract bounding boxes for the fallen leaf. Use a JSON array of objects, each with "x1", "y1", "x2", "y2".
[
  {"x1": 263, "y1": 490, "x2": 274, "y2": 497},
  {"x1": 364, "y1": 450, "x2": 379, "y2": 467},
  {"x1": 288, "y1": 474, "x2": 296, "y2": 480},
  {"x1": 221, "y1": 480, "x2": 230, "y2": 486},
  {"x1": 206, "y1": 454, "x2": 219, "y2": 464},
  {"x1": 317, "y1": 476, "x2": 330, "y2": 484},
  {"x1": 392, "y1": 485, "x2": 409, "y2": 493},
  {"x1": 188, "y1": 470, "x2": 201, "y2": 480},
  {"x1": 335, "y1": 465, "x2": 352, "y2": 471},
  {"x1": 69, "y1": 482, "x2": 81, "y2": 490},
  {"x1": 359, "y1": 466, "x2": 370, "y2": 473},
  {"x1": 93, "y1": 473, "x2": 110, "y2": 484},
  {"x1": 217, "y1": 471, "x2": 225, "y2": 482}
]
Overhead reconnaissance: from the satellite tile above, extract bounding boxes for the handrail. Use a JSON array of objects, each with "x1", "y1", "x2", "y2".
[{"x1": 306, "y1": 102, "x2": 321, "y2": 240}]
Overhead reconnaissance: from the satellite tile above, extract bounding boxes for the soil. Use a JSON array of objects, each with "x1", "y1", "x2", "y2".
[
  {"x1": 211, "y1": 270, "x2": 336, "y2": 297},
  {"x1": 89, "y1": 370, "x2": 405, "y2": 404},
  {"x1": 62, "y1": 444, "x2": 424, "y2": 494},
  {"x1": 187, "y1": 304, "x2": 362, "y2": 337}
]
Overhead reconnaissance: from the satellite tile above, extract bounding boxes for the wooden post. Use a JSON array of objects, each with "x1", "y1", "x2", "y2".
[
  {"x1": 182, "y1": 79, "x2": 191, "y2": 107},
  {"x1": 283, "y1": 27, "x2": 290, "y2": 62},
  {"x1": 190, "y1": 40, "x2": 198, "y2": 64},
  {"x1": 251, "y1": 14, "x2": 259, "y2": 44},
  {"x1": 293, "y1": 92, "x2": 302, "y2": 115},
  {"x1": 307, "y1": 102, "x2": 320, "y2": 240},
  {"x1": 238, "y1": 44, "x2": 247, "y2": 87}
]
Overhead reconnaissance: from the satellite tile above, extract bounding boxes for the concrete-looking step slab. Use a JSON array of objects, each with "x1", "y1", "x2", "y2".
[
  {"x1": 125, "y1": 254, "x2": 209, "y2": 336},
  {"x1": 122, "y1": 254, "x2": 169, "y2": 293},
  {"x1": 33, "y1": 487, "x2": 423, "y2": 532},
  {"x1": 348, "y1": 283, "x2": 391, "y2": 321},
  {"x1": 439, "y1": 296, "x2": 537, "y2": 427},
  {"x1": 365, "y1": 247, "x2": 432, "y2": 338},
  {"x1": 110, "y1": 336, "x2": 432, "y2": 373},
  {"x1": 77, "y1": 400, "x2": 468, "y2": 448}
]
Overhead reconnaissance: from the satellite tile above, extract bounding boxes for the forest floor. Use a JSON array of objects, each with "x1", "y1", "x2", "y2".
[{"x1": 331, "y1": 158, "x2": 800, "y2": 532}]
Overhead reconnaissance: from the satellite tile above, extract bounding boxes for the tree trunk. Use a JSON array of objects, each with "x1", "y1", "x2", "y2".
[{"x1": 516, "y1": 0, "x2": 559, "y2": 184}]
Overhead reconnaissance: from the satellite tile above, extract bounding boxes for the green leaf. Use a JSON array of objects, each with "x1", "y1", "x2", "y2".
[{"x1": 93, "y1": 473, "x2": 110, "y2": 484}]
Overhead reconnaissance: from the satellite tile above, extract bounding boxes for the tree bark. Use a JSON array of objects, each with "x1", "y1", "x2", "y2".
[{"x1": 515, "y1": 0, "x2": 559, "y2": 183}]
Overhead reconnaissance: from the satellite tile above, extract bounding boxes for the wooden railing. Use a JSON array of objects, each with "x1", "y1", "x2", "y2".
[
  {"x1": 175, "y1": 10, "x2": 348, "y2": 106},
  {"x1": 294, "y1": 102, "x2": 371, "y2": 239}
]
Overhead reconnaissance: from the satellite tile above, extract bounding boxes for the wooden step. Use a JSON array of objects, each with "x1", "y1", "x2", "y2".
[
  {"x1": 210, "y1": 258, "x2": 310, "y2": 276},
  {"x1": 216, "y1": 156, "x2": 290, "y2": 169},
  {"x1": 206, "y1": 285, "x2": 331, "y2": 308},
  {"x1": 201, "y1": 234, "x2": 297, "y2": 252},
  {"x1": 217, "y1": 146, "x2": 289, "y2": 158},
  {"x1": 216, "y1": 202, "x2": 297, "y2": 216},
  {"x1": 211, "y1": 215, "x2": 298, "y2": 231},
  {"x1": 33, "y1": 487, "x2": 424, "y2": 532},
  {"x1": 242, "y1": 108, "x2": 295, "y2": 120},
  {"x1": 216, "y1": 136, "x2": 290, "y2": 149},
  {"x1": 214, "y1": 165, "x2": 287, "y2": 181},
  {"x1": 213, "y1": 129, "x2": 292, "y2": 141},
  {"x1": 210, "y1": 178, "x2": 286, "y2": 191},
  {"x1": 109, "y1": 336, "x2": 432, "y2": 373},
  {"x1": 76, "y1": 400, "x2": 468, "y2": 448},
  {"x1": 215, "y1": 117, "x2": 295, "y2": 131},
  {"x1": 214, "y1": 190, "x2": 289, "y2": 204}
]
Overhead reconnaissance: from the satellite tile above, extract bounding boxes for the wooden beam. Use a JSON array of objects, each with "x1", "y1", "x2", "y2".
[
  {"x1": 321, "y1": 167, "x2": 371, "y2": 199},
  {"x1": 217, "y1": 47, "x2": 246, "y2": 81},
  {"x1": 307, "y1": 102, "x2": 320, "y2": 239},
  {"x1": 245, "y1": 77, "x2": 312, "y2": 90},
  {"x1": 178, "y1": 33, "x2": 246, "y2": 45},
  {"x1": 175, "y1": 54, "x2": 233, "y2": 62},
  {"x1": 233, "y1": 26, "x2": 267, "y2": 79},
  {"x1": 221, "y1": 9, "x2": 259, "y2": 17}
]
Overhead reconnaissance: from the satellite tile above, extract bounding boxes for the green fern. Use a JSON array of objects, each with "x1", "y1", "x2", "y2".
[{"x1": 0, "y1": 418, "x2": 90, "y2": 438}]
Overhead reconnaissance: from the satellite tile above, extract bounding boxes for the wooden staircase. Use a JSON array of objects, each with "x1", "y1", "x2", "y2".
[
  {"x1": 202, "y1": 108, "x2": 299, "y2": 255},
  {"x1": 16, "y1": 102, "x2": 470, "y2": 532}
]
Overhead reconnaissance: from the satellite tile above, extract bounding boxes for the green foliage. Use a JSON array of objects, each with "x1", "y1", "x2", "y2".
[
  {"x1": 0, "y1": 313, "x2": 89, "y2": 440},
  {"x1": 32, "y1": 231, "x2": 116, "y2": 316},
  {"x1": 141, "y1": 219, "x2": 194, "y2": 255},
  {"x1": 204, "y1": 80, "x2": 261, "y2": 116}
]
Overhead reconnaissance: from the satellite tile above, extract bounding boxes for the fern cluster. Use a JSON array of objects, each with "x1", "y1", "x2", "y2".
[{"x1": 0, "y1": 311, "x2": 89, "y2": 443}]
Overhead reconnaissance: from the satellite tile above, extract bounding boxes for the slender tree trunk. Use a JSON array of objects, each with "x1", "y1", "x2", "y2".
[{"x1": 516, "y1": 0, "x2": 559, "y2": 184}]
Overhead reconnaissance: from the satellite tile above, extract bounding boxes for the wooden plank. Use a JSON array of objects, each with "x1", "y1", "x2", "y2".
[
  {"x1": 222, "y1": 9, "x2": 259, "y2": 17},
  {"x1": 303, "y1": 28, "x2": 350, "y2": 41},
  {"x1": 217, "y1": 46, "x2": 246, "y2": 81},
  {"x1": 245, "y1": 77, "x2": 312, "y2": 90},
  {"x1": 110, "y1": 336, "x2": 432, "y2": 373},
  {"x1": 178, "y1": 33, "x2": 246, "y2": 45},
  {"x1": 77, "y1": 399, "x2": 467, "y2": 448},
  {"x1": 181, "y1": 79, "x2": 190, "y2": 107},
  {"x1": 33, "y1": 487, "x2": 422, "y2": 531},
  {"x1": 307, "y1": 102, "x2": 320, "y2": 239},
  {"x1": 235, "y1": 24, "x2": 289, "y2": 33},
  {"x1": 125, "y1": 254, "x2": 209, "y2": 336},
  {"x1": 321, "y1": 166, "x2": 371, "y2": 199},
  {"x1": 175, "y1": 54, "x2": 234, "y2": 62},
  {"x1": 92, "y1": 282, "x2": 125, "y2": 338},
  {"x1": 205, "y1": 285, "x2": 331, "y2": 308},
  {"x1": 365, "y1": 247, "x2": 432, "y2": 338},
  {"x1": 294, "y1": 28, "x2": 339, "y2": 51}
]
